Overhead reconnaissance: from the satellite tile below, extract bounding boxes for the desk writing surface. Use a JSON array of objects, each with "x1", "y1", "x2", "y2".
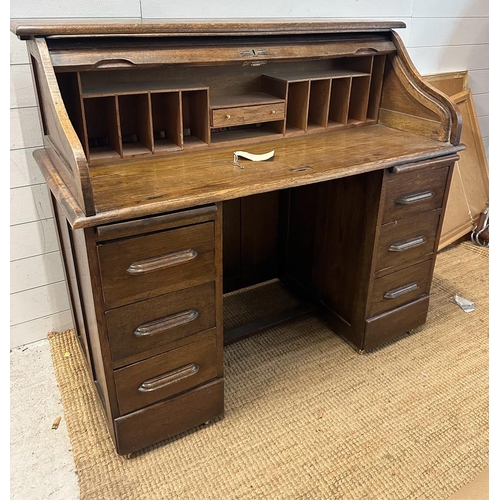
[{"x1": 89, "y1": 125, "x2": 460, "y2": 222}]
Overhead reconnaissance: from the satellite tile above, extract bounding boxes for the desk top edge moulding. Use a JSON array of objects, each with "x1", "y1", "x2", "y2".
[{"x1": 12, "y1": 19, "x2": 464, "y2": 455}]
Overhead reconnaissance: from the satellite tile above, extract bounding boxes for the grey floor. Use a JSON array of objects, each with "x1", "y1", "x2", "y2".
[{"x1": 10, "y1": 339, "x2": 79, "y2": 499}]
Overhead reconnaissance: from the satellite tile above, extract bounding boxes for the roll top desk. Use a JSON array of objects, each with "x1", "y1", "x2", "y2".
[{"x1": 11, "y1": 19, "x2": 463, "y2": 455}]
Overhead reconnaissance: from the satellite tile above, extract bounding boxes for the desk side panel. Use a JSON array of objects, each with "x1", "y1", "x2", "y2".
[
  {"x1": 284, "y1": 170, "x2": 384, "y2": 347},
  {"x1": 379, "y1": 32, "x2": 462, "y2": 146},
  {"x1": 27, "y1": 37, "x2": 95, "y2": 215},
  {"x1": 64, "y1": 223, "x2": 119, "y2": 438}
]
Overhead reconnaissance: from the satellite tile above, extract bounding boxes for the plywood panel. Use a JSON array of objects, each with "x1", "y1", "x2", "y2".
[
  {"x1": 439, "y1": 168, "x2": 472, "y2": 248},
  {"x1": 439, "y1": 90, "x2": 489, "y2": 249},
  {"x1": 483, "y1": 137, "x2": 489, "y2": 158},
  {"x1": 423, "y1": 71, "x2": 468, "y2": 97}
]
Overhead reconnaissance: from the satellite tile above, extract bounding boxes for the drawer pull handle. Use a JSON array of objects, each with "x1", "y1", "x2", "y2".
[
  {"x1": 396, "y1": 190, "x2": 435, "y2": 205},
  {"x1": 389, "y1": 236, "x2": 426, "y2": 252},
  {"x1": 384, "y1": 282, "x2": 419, "y2": 300},
  {"x1": 134, "y1": 309, "x2": 199, "y2": 337},
  {"x1": 138, "y1": 363, "x2": 200, "y2": 393},
  {"x1": 126, "y1": 249, "x2": 198, "y2": 275},
  {"x1": 226, "y1": 114, "x2": 231, "y2": 119}
]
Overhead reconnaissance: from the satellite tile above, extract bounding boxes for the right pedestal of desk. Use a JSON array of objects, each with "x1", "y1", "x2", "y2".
[{"x1": 284, "y1": 154, "x2": 457, "y2": 352}]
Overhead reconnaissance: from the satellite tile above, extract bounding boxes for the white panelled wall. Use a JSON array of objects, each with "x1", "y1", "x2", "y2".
[{"x1": 9, "y1": 1, "x2": 489, "y2": 348}]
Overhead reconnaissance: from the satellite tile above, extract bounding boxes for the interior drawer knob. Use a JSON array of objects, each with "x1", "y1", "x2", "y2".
[
  {"x1": 389, "y1": 236, "x2": 426, "y2": 252},
  {"x1": 226, "y1": 114, "x2": 231, "y2": 119},
  {"x1": 384, "y1": 282, "x2": 419, "y2": 300},
  {"x1": 396, "y1": 190, "x2": 435, "y2": 205}
]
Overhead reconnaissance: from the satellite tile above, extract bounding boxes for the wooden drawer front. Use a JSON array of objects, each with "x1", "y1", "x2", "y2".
[
  {"x1": 211, "y1": 103, "x2": 285, "y2": 127},
  {"x1": 383, "y1": 164, "x2": 450, "y2": 223},
  {"x1": 369, "y1": 259, "x2": 433, "y2": 317},
  {"x1": 114, "y1": 329, "x2": 218, "y2": 415},
  {"x1": 106, "y1": 282, "x2": 216, "y2": 366},
  {"x1": 114, "y1": 378, "x2": 224, "y2": 455},
  {"x1": 364, "y1": 296, "x2": 429, "y2": 351},
  {"x1": 98, "y1": 222, "x2": 215, "y2": 309},
  {"x1": 376, "y1": 210, "x2": 441, "y2": 275}
]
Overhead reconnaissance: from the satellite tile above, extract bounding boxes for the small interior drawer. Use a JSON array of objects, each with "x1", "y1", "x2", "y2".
[
  {"x1": 369, "y1": 259, "x2": 433, "y2": 317},
  {"x1": 106, "y1": 281, "x2": 216, "y2": 366},
  {"x1": 382, "y1": 163, "x2": 450, "y2": 223},
  {"x1": 375, "y1": 209, "x2": 441, "y2": 276},
  {"x1": 114, "y1": 329, "x2": 218, "y2": 415},
  {"x1": 211, "y1": 103, "x2": 285, "y2": 128},
  {"x1": 98, "y1": 222, "x2": 215, "y2": 309}
]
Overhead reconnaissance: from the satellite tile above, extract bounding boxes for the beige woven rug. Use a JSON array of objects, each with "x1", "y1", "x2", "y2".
[{"x1": 49, "y1": 242, "x2": 488, "y2": 499}]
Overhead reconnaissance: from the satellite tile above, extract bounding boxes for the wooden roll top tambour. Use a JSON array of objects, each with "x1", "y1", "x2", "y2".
[{"x1": 11, "y1": 18, "x2": 463, "y2": 455}]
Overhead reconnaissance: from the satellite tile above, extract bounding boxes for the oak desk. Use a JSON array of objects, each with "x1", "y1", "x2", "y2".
[{"x1": 11, "y1": 19, "x2": 463, "y2": 455}]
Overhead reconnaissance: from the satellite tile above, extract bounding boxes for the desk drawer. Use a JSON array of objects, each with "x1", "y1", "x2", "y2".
[
  {"x1": 364, "y1": 296, "x2": 429, "y2": 351},
  {"x1": 211, "y1": 103, "x2": 285, "y2": 128},
  {"x1": 106, "y1": 282, "x2": 216, "y2": 366},
  {"x1": 369, "y1": 259, "x2": 433, "y2": 317},
  {"x1": 376, "y1": 210, "x2": 441, "y2": 275},
  {"x1": 114, "y1": 378, "x2": 224, "y2": 455},
  {"x1": 114, "y1": 329, "x2": 218, "y2": 415},
  {"x1": 382, "y1": 164, "x2": 450, "y2": 223},
  {"x1": 98, "y1": 222, "x2": 215, "y2": 309}
]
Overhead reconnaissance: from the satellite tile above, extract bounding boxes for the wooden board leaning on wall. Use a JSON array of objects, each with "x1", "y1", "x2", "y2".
[{"x1": 423, "y1": 72, "x2": 489, "y2": 250}]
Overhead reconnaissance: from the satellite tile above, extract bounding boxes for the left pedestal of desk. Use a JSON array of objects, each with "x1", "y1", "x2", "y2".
[{"x1": 51, "y1": 199, "x2": 225, "y2": 455}]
